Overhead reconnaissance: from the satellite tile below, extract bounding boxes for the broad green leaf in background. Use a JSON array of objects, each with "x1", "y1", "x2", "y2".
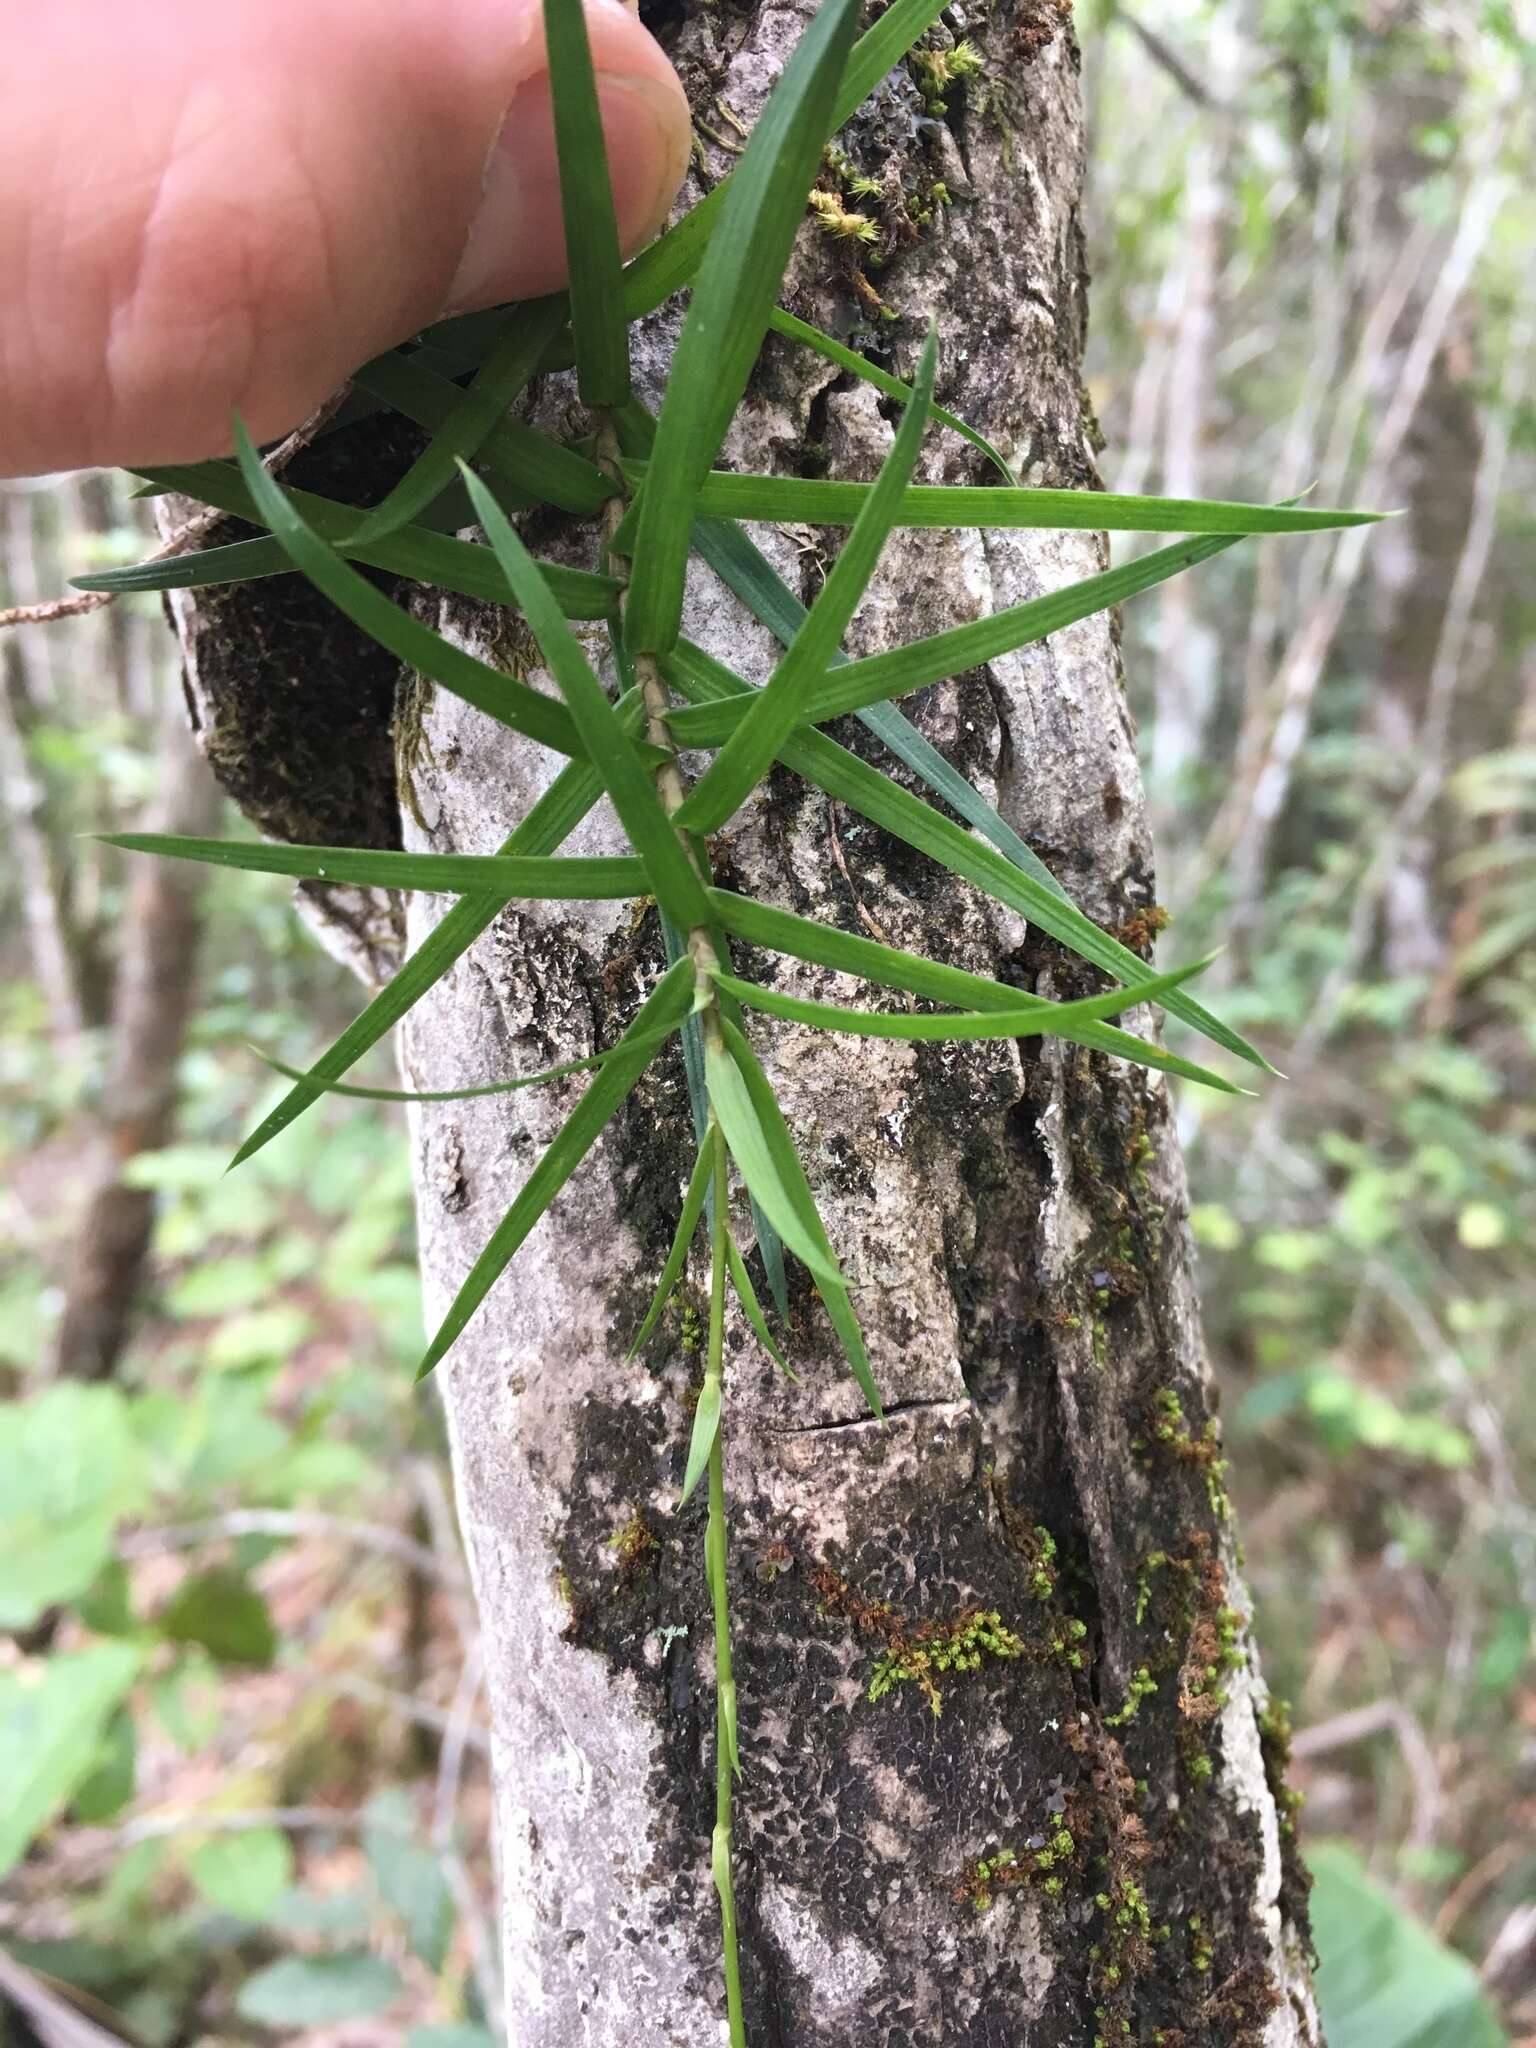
[
  {"x1": 1310, "y1": 1843, "x2": 1507, "y2": 2048},
  {"x1": 187, "y1": 1827, "x2": 295, "y2": 1920},
  {"x1": 364, "y1": 1790, "x2": 455, "y2": 1972},
  {"x1": 0, "y1": 1384, "x2": 146, "y2": 1629},
  {"x1": 544, "y1": 0, "x2": 631, "y2": 405},
  {"x1": 157, "y1": 1566, "x2": 277, "y2": 1668},
  {"x1": 0, "y1": 1643, "x2": 143, "y2": 1880},
  {"x1": 68, "y1": 1705, "x2": 137, "y2": 1825},
  {"x1": 236, "y1": 1953, "x2": 405, "y2": 2027},
  {"x1": 622, "y1": 0, "x2": 864, "y2": 651}
]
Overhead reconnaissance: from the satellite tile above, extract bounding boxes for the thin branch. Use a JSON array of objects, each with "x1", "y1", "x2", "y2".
[
  {"x1": 118, "y1": 1507, "x2": 465, "y2": 1586},
  {"x1": 327, "y1": 1673, "x2": 492, "y2": 1753},
  {"x1": 1292, "y1": 1697, "x2": 1443, "y2": 1853},
  {"x1": 1112, "y1": 6, "x2": 1220, "y2": 109},
  {"x1": 116, "y1": 1803, "x2": 377, "y2": 1846}
]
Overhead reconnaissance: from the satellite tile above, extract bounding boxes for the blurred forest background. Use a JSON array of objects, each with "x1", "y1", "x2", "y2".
[{"x1": 1, "y1": 1, "x2": 1531, "y2": 2042}]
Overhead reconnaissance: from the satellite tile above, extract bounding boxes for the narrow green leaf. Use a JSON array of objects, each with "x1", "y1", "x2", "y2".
[
  {"x1": 623, "y1": 0, "x2": 864, "y2": 652},
  {"x1": 677, "y1": 328, "x2": 937, "y2": 833},
  {"x1": 703, "y1": 1030, "x2": 844, "y2": 1289},
  {"x1": 351, "y1": 348, "x2": 613, "y2": 514},
  {"x1": 711, "y1": 961, "x2": 1217, "y2": 1038},
  {"x1": 90, "y1": 462, "x2": 619, "y2": 616},
  {"x1": 231, "y1": 723, "x2": 626, "y2": 1165},
  {"x1": 545, "y1": 0, "x2": 631, "y2": 405},
  {"x1": 711, "y1": 887, "x2": 1053, "y2": 1010},
  {"x1": 459, "y1": 465, "x2": 712, "y2": 930},
  {"x1": 662, "y1": 908, "x2": 790, "y2": 1318},
  {"x1": 100, "y1": 833, "x2": 648, "y2": 899},
  {"x1": 74, "y1": 516, "x2": 614, "y2": 614},
  {"x1": 627, "y1": 467, "x2": 1377, "y2": 535},
  {"x1": 680, "y1": 1378, "x2": 722, "y2": 1507},
  {"x1": 668, "y1": 644, "x2": 1268, "y2": 1070},
  {"x1": 725, "y1": 1236, "x2": 794, "y2": 1378},
  {"x1": 829, "y1": 0, "x2": 954, "y2": 123},
  {"x1": 711, "y1": 964, "x2": 1241, "y2": 1092},
  {"x1": 768, "y1": 309, "x2": 1018, "y2": 483},
  {"x1": 226, "y1": 425, "x2": 604, "y2": 761},
  {"x1": 716, "y1": 1014, "x2": 882, "y2": 1419},
  {"x1": 348, "y1": 298, "x2": 566, "y2": 543},
  {"x1": 666, "y1": 528, "x2": 1248, "y2": 744},
  {"x1": 417, "y1": 957, "x2": 693, "y2": 1377},
  {"x1": 787, "y1": 728, "x2": 1265, "y2": 1069},
  {"x1": 684, "y1": 511, "x2": 1079, "y2": 899},
  {"x1": 253, "y1": 1023, "x2": 682, "y2": 1103},
  {"x1": 630, "y1": 1135, "x2": 717, "y2": 1355},
  {"x1": 611, "y1": 0, "x2": 949, "y2": 333}
]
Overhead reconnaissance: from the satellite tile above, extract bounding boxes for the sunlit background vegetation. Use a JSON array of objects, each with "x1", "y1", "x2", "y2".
[{"x1": 2, "y1": 1, "x2": 1531, "y2": 2041}]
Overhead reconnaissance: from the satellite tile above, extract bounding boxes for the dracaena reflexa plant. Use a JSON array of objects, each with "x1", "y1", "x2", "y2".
[{"x1": 82, "y1": 0, "x2": 1380, "y2": 2034}]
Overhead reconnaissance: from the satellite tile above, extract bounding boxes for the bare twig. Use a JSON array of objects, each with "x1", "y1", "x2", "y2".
[
  {"x1": 328, "y1": 1673, "x2": 492, "y2": 1753},
  {"x1": 116, "y1": 1803, "x2": 377, "y2": 1847},
  {"x1": 118, "y1": 1507, "x2": 465, "y2": 1583},
  {"x1": 1292, "y1": 1697, "x2": 1443, "y2": 1853},
  {"x1": 1112, "y1": 7, "x2": 1220, "y2": 109}
]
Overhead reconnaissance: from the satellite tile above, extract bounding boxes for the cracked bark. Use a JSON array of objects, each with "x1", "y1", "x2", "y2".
[{"x1": 161, "y1": 3, "x2": 1317, "y2": 2040}]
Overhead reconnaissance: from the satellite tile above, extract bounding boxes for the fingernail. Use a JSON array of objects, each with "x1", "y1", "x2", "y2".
[{"x1": 445, "y1": 71, "x2": 683, "y2": 314}]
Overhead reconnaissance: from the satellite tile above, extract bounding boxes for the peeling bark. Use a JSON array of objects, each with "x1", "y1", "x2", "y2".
[{"x1": 162, "y1": 4, "x2": 1317, "y2": 2040}]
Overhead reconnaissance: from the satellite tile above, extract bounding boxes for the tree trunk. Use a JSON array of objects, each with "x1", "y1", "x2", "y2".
[
  {"x1": 0, "y1": 629, "x2": 85, "y2": 1048},
  {"x1": 161, "y1": 5, "x2": 1317, "y2": 2040},
  {"x1": 52, "y1": 696, "x2": 221, "y2": 1382}
]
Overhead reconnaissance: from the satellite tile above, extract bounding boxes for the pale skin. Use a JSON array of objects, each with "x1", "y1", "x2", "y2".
[{"x1": 0, "y1": 0, "x2": 692, "y2": 477}]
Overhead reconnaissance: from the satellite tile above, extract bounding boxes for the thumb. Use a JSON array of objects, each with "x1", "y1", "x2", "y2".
[{"x1": 0, "y1": 0, "x2": 691, "y2": 477}]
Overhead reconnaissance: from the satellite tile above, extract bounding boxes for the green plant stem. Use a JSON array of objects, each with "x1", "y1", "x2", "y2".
[
  {"x1": 705, "y1": 1128, "x2": 745, "y2": 2047},
  {"x1": 598, "y1": 416, "x2": 744, "y2": 2038}
]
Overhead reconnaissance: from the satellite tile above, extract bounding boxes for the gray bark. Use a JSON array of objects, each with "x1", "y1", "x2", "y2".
[{"x1": 161, "y1": 5, "x2": 1317, "y2": 2041}]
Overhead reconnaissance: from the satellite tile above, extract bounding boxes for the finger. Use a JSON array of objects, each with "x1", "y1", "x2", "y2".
[{"x1": 0, "y1": 0, "x2": 691, "y2": 475}]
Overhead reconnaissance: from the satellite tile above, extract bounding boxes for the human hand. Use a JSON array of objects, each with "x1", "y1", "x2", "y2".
[{"x1": 0, "y1": 0, "x2": 690, "y2": 476}]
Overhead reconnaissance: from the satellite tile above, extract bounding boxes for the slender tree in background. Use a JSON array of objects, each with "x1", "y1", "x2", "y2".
[
  {"x1": 112, "y1": 3, "x2": 1349, "y2": 2039},
  {"x1": 52, "y1": 701, "x2": 220, "y2": 1382}
]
